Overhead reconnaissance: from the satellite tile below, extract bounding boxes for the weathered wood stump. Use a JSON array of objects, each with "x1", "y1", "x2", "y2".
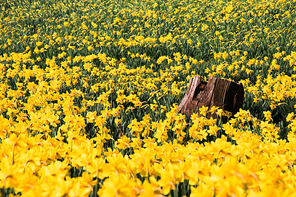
[{"x1": 179, "y1": 76, "x2": 244, "y2": 122}]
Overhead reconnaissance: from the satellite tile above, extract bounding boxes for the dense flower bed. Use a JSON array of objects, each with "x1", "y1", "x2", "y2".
[{"x1": 1, "y1": 0, "x2": 296, "y2": 196}]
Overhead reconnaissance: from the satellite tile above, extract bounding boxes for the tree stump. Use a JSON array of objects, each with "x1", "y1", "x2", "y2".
[{"x1": 178, "y1": 76, "x2": 244, "y2": 122}]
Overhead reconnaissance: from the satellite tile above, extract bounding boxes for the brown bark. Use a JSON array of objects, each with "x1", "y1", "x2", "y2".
[{"x1": 179, "y1": 76, "x2": 244, "y2": 121}]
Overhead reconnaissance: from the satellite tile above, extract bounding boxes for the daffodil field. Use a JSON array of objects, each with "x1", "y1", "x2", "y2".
[{"x1": 1, "y1": 0, "x2": 296, "y2": 196}]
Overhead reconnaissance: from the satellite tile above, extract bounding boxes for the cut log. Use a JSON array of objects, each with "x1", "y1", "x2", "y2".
[{"x1": 179, "y1": 76, "x2": 244, "y2": 122}]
